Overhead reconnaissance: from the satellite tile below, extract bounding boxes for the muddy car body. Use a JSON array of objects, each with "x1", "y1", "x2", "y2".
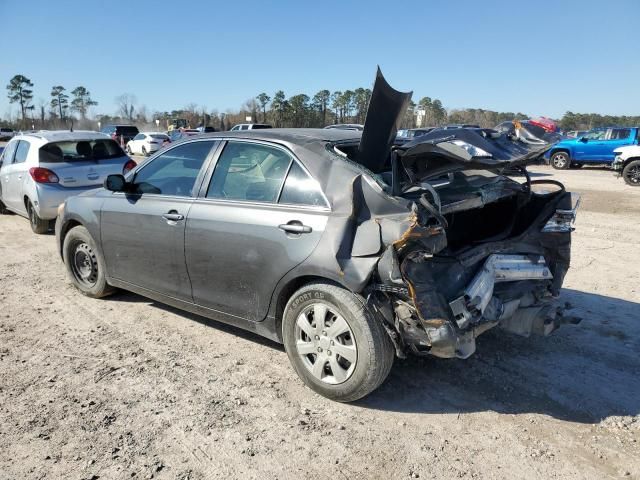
[{"x1": 55, "y1": 71, "x2": 579, "y2": 401}]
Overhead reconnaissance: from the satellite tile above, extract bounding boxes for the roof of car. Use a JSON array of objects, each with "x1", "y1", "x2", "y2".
[
  {"x1": 199, "y1": 128, "x2": 361, "y2": 144},
  {"x1": 15, "y1": 130, "x2": 110, "y2": 143}
]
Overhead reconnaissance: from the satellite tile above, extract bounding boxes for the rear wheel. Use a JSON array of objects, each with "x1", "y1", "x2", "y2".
[
  {"x1": 282, "y1": 282, "x2": 394, "y2": 402},
  {"x1": 622, "y1": 160, "x2": 640, "y2": 186},
  {"x1": 63, "y1": 225, "x2": 115, "y2": 298},
  {"x1": 551, "y1": 151, "x2": 570, "y2": 169},
  {"x1": 27, "y1": 201, "x2": 50, "y2": 234}
]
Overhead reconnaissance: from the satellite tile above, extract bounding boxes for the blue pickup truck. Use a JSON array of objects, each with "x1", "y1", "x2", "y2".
[{"x1": 547, "y1": 127, "x2": 639, "y2": 169}]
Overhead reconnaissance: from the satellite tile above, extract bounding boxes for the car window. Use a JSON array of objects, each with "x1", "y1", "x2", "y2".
[
  {"x1": 240, "y1": 125, "x2": 249, "y2": 130},
  {"x1": 133, "y1": 134, "x2": 144, "y2": 140},
  {"x1": 0, "y1": 140, "x2": 18, "y2": 167},
  {"x1": 610, "y1": 129, "x2": 631, "y2": 140},
  {"x1": 40, "y1": 139, "x2": 124, "y2": 162},
  {"x1": 584, "y1": 130, "x2": 606, "y2": 140},
  {"x1": 279, "y1": 161, "x2": 327, "y2": 207},
  {"x1": 117, "y1": 126, "x2": 139, "y2": 135},
  {"x1": 13, "y1": 140, "x2": 30, "y2": 164},
  {"x1": 207, "y1": 141, "x2": 292, "y2": 203},
  {"x1": 132, "y1": 141, "x2": 214, "y2": 196}
]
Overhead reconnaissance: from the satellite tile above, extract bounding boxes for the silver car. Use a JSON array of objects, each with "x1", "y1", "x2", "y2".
[{"x1": 0, "y1": 131, "x2": 136, "y2": 233}]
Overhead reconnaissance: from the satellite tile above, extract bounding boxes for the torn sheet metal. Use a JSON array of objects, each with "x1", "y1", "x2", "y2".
[{"x1": 448, "y1": 254, "x2": 553, "y2": 329}]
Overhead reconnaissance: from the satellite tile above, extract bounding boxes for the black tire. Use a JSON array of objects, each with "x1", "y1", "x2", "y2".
[
  {"x1": 142, "y1": 146, "x2": 148, "y2": 156},
  {"x1": 282, "y1": 282, "x2": 394, "y2": 402},
  {"x1": 622, "y1": 159, "x2": 640, "y2": 186},
  {"x1": 27, "y1": 201, "x2": 50, "y2": 234},
  {"x1": 62, "y1": 225, "x2": 115, "y2": 298},
  {"x1": 551, "y1": 151, "x2": 570, "y2": 170},
  {"x1": 126, "y1": 145, "x2": 133, "y2": 155}
]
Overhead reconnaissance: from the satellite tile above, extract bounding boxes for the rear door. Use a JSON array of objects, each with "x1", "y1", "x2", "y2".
[
  {"x1": 185, "y1": 140, "x2": 330, "y2": 322},
  {"x1": 0, "y1": 139, "x2": 20, "y2": 211},
  {"x1": 100, "y1": 140, "x2": 218, "y2": 301},
  {"x1": 6, "y1": 140, "x2": 31, "y2": 214}
]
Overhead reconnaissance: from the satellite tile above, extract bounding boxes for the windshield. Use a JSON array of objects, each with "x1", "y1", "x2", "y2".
[{"x1": 39, "y1": 139, "x2": 125, "y2": 162}]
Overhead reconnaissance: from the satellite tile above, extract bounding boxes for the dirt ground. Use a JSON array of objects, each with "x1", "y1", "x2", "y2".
[{"x1": 1, "y1": 164, "x2": 639, "y2": 480}]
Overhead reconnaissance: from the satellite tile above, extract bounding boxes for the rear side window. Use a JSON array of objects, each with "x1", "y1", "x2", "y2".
[
  {"x1": 39, "y1": 139, "x2": 125, "y2": 162},
  {"x1": 610, "y1": 129, "x2": 630, "y2": 140},
  {"x1": 207, "y1": 142, "x2": 291, "y2": 203},
  {"x1": 132, "y1": 141, "x2": 214, "y2": 196},
  {"x1": 251, "y1": 124, "x2": 272, "y2": 130},
  {"x1": 279, "y1": 162, "x2": 327, "y2": 207},
  {"x1": 14, "y1": 140, "x2": 30, "y2": 163}
]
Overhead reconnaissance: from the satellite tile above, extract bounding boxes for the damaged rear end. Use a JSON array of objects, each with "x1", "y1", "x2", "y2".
[{"x1": 342, "y1": 72, "x2": 580, "y2": 359}]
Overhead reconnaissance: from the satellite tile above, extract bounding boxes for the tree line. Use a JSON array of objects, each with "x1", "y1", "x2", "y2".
[{"x1": 4, "y1": 73, "x2": 639, "y2": 132}]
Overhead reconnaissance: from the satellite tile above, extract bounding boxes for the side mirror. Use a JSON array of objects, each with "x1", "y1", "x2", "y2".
[
  {"x1": 579, "y1": 137, "x2": 588, "y2": 143},
  {"x1": 104, "y1": 174, "x2": 127, "y2": 192}
]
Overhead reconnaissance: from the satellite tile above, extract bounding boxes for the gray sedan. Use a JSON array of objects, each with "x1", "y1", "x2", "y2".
[{"x1": 55, "y1": 73, "x2": 580, "y2": 401}]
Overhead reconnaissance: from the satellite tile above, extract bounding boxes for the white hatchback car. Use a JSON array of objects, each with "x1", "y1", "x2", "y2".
[
  {"x1": 0, "y1": 131, "x2": 136, "y2": 233},
  {"x1": 126, "y1": 132, "x2": 170, "y2": 156}
]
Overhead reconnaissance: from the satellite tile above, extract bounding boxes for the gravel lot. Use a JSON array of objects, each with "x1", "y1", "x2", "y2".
[{"x1": 1, "y1": 163, "x2": 639, "y2": 480}]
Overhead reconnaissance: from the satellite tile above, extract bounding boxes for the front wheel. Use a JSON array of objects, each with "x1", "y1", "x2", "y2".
[
  {"x1": 126, "y1": 145, "x2": 133, "y2": 155},
  {"x1": 551, "y1": 151, "x2": 570, "y2": 170},
  {"x1": 622, "y1": 160, "x2": 640, "y2": 186},
  {"x1": 62, "y1": 225, "x2": 115, "y2": 298},
  {"x1": 282, "y1": 282, "x2": 394, "y2": 402},
  {"x1": 142, "y1": 146, "x2": 148, "y2": 156},
  {"x1": 28, "y1": 201, "x2": 50, "y2": 234}
]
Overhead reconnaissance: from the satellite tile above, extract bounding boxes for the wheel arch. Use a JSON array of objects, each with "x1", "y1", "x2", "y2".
[
  {"x1": 57, "y1": 218, "x2": 83, "y2": 258},
  {"x1": 271, "y1": 274, "x2": 351, "y2": 342},
  {"x1": 549, "y1": 147, "x2": 571, "y2": 159}
]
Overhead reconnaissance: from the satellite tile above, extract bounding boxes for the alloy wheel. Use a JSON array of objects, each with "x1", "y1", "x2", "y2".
[
  {"x1": 626, "y1": 165, "x2": 640, "y2": 184},
  {"x1": 294, "y1": 303, "x2": 357, "y2": 384},
  {"x1": 553, "y1": 153, "x2": 568, "y2": 169}
]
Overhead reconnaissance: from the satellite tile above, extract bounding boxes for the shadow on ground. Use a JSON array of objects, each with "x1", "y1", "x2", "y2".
[
  {"x1": 360, "y1": 289, "x2": 640, "y2": 424},
  {"x1": 105, "y1": 287, "x2": 639, "y2": 424}
]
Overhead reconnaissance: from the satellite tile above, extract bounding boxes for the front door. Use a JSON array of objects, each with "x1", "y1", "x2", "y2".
[
  {"x1": 185, "y1": 140, "x2": 330, "y2": 322},
  {"x1": 101, "y1": 140, "x2": 217, "y2": 301}
]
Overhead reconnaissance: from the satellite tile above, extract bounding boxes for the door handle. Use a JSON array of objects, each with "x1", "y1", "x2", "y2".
[
  {"x1": 162, "y1": 210, "x2": 184, "y2": 222},
  {"x1": 278, "y1": 221, "x2": 312, "y2": 234}
]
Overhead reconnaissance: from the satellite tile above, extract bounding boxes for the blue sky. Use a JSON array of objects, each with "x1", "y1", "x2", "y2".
[{"x1": 1, "y1": 0, "x2": 638, "y2": 119}]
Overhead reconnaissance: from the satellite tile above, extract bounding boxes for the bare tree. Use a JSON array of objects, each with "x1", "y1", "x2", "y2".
[{"x1": 115, "y1": 94, "x2": 137, "y2": 122}]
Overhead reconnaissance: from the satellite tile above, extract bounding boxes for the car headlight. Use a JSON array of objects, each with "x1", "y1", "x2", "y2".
[{"x1": 447, "y1": 140, "x2": 493, "y2": 158}]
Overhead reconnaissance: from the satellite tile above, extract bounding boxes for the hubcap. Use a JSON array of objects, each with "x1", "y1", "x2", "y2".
[
  {"x1": 294, "y1": 303, "x2": 357, "y2": 385},
  {"x1": 71, "y1": 242, "x2": 98, "y2": 286}
]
